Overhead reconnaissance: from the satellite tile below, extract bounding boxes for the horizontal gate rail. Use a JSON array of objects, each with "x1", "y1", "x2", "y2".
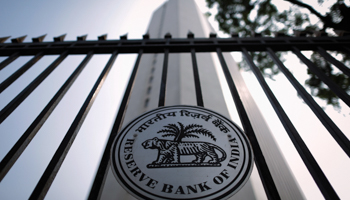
[{"x1": 0, "y1": 36, "x2": 350, "y2": 55}]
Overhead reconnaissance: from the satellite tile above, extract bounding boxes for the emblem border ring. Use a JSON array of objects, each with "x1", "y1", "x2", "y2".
[{"x1": 111, "y1": 105, "x2": 254, "y2": 200}]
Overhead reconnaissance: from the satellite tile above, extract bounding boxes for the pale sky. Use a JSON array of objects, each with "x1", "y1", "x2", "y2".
[{"x1": 0, "y1": 0, "x2": 349, "y2": 199}]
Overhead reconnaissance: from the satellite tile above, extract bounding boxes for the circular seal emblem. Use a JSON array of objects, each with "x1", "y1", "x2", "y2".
[{"x1": 111, "y1": 105, "x2": 253, "y2": 200}]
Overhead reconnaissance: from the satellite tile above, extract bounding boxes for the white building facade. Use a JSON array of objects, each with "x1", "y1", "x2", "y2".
[{"x1": 99, "y1": 0, "x2": 304, "y2": 199}]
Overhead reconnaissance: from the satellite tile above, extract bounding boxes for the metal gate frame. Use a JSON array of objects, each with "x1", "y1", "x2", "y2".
[{"x1": 0, "y1": 33, "x2": 349, "y2": 199}]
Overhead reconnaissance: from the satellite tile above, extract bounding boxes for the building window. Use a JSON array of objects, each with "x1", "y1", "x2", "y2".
[{"x1": 144, "y1": 98, "x2": 149, "y2": 108}]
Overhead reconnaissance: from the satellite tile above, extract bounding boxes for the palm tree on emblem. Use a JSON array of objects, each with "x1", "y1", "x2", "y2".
[
  {"x1": 157, "y1": 122, "x2": 216, "y2": 142},
  {"x1": 141, "y1": 122, "x2": 226, "y2": 167}
]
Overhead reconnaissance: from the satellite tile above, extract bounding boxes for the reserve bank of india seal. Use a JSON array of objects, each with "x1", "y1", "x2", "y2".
[{"x1": 111, "y1": 105, "x2": 253, "y2": 200}]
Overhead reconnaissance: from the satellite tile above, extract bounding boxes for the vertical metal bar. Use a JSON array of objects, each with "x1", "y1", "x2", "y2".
[
  {"x1": 0, "y1": 52, "x2": 20, "y2": 70},
  {"x1": 243, "y1": 47, "x2": 340, "y2": 200},
  {"x1": 29, "y1": 51, "x2": 118, "y2": 200},
  {"x1": 88, "y1": 49, "x2": 143, "y2": 200},
  {"x1": 0, "y1": 52, "x2": 44, "y2": 93},
  {"x1": 0, "y1": 51, "x2": 94, "y2": 181},
  {"x1": 191, "y1": 48, "x2": 204, "y2": 107},
  {"x1": 267, "y1": 48, "x2": 350, "y2": 157},
  {"x1": 158, "y1": 49, "x2": 169, "y2": 107},
  {"x1": 0, "y1": 51, "x2": 68, "y2": 124},
  {"x1": 317, "y1": 47, "x2": 350, "y2": 77},
  {"x1": 291, "y1": 47, "x2": 350, "y2": 107},
  {"x1": 216, "y1": 48, "x2": 281, "y2": 200}
]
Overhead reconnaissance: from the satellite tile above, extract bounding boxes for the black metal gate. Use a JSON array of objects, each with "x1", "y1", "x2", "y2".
[{"x1": 0, "y1": 33, "x2": 349, "y2": 199}]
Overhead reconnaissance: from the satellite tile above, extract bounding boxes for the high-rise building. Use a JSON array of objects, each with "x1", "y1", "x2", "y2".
[
  {"x1": 99, "y1": 0, "x2": 304, "y2": 199},
  {"x1": 3, "y1": 0, "x2": 347, "y2": 199}
]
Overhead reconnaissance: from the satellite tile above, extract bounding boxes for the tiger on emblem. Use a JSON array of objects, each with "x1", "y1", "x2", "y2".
[{"x1": 142, "y1": 137, "x2": 226, "y2": 164}]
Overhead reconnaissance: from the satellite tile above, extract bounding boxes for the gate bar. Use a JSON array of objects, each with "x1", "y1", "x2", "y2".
[
  {"x1": 0, "y1": 52, "x2": 20, "y2": 70},
  {"x1": 267, "y1": 48, "x2": 350, "y2": 157},
  {"x1": 158, "y1": 49, "x2": 169, "y2": 107},
  {"x1": 88, "y1": 50, "x2": 143, "y2": 199},
  {"x1": 191, "y1": 48, "x2": 204, "y2": 107},
  {"x1": 0, "y1": 51, "x2": 68, "y2": 124},
  {"x1": 29, "y1": 51, "x2": 118, "y2": 200},
  {"x1": 216, "y1": 48, "x2": 281, "y2": 200},
  {"x1": 0, "y1": 52, "x2": 44, "y2": 93},
  {"x1": 243, "y1": 48, "x2": 340, "y2": 200},
  {"x1": 292, "y1": 47, "x2": 350, "y2": 107},
  {"x1": 0, "y1": 51, "x2": 94, "y2": 181},
  {"x1": 317, "y1": 47, "x2": 350, "y2": 77}
]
